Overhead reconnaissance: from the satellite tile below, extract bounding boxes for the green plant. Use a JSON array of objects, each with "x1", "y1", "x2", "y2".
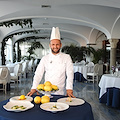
[
  {"x1": 86, "y1": 47, "x2": 109, "y2": 63},
  {"x1": 62, "y1": 45, "x2": 109, "y2": 64},
  {"x1": 62, "y1": 44, "x2": 84, "y2": 62}
]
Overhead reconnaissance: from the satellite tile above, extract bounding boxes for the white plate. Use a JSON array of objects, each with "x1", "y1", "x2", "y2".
[
  {"x1": 40, "y1": 102, "x2": 69, "y2": 113},
  {"x1": 10, "y1": 96, "x2": 33, "y2": 102},
  {"x1": 57, "y1": 97, "x2": 85, "y2": 106},
  {"x1": 3, "y1": 101, "x2": 34, "y2": 112}
]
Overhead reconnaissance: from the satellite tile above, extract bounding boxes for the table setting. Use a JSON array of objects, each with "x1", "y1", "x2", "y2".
[{"x1": 0, "y1": 81, "x2": 94, "y2": 120}]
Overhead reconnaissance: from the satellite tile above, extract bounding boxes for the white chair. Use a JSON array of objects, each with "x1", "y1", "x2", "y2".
[
  {"x1": 87, "y1": 64, "x2": 99, "y2": 83},
  {"x1": 27, "y1": 59, "x2": 34, "y2": 73},
  {"x1": 87, "y1": 62, "x2": 94, "y2": 73},
  {"x1": 10, "y1": 64, "x2": 20, "y2": 85},
  {"x1": 21, "y1": 62, "x2": 27, "y2": 78},
  {"x1": 87, "y1": 62, "x2": 94, "y2": 66},
  {"x1": 80, "y1": 60, "x2": 86, "y2": 65},
  {"x1": 33, "y1": 59, "x2": 38, "y2": 71},
  {"x1": 0, "y1": 67, "x2": 9, "y2": 94}
]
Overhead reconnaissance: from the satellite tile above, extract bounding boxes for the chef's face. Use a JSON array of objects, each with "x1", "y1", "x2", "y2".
[{"x1": 49, "y1": 39, "x2": 62, "y2": 55}]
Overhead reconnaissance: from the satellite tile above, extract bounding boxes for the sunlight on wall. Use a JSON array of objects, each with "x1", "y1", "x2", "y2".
[{"x1": 5, "y1": 38, "x2": 13, "y2": 63}]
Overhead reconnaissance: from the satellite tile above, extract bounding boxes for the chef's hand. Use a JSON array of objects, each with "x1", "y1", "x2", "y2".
[
  {"x1": 66, "y1": 89, "x2": 75, "y2": 98},
  {"x1": 27, "y1": 89, "x2": 39, "y2": 96}
]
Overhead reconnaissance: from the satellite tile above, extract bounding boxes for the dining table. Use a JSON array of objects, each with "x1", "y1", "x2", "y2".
[
  {"x1": 99, "y1": 74, "x2": 120, "y2": 108},
  {"x1": 0, "y1": 95, "x2": 94, "y2": 120},
  {"x1": 73, "y1": 64, "x2": 94, "y2": 82}
]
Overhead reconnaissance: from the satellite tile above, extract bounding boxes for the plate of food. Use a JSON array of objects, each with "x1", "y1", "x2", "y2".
[
  {"x1": 10, "y1": 95, "x2": 33, "y2": 102},
  {"x1": 40, "y1": 102, "x2": 69, "y2": 113},
  {"x1": 57, "y1": 97, "x2": 85, "y2": 106},
  {"x1": 3, "y1": 101, "x2": 34, "y2": 112}
]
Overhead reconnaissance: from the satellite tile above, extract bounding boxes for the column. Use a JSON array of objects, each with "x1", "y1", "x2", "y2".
[
  {"x1": 109, "y1": 39, "x2": 119, "y2": 68},
  {"x1": 0, "y1": 43, "x2": 2, "y2": 65}
]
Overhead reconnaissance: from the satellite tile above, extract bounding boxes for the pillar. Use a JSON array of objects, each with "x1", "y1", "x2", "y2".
[
  {"x1": 109, "y1": 39, "x2": 119, "y2": 68},
  {"x1": 0, "y1": 43, "x2": 2, "y2": 65}
]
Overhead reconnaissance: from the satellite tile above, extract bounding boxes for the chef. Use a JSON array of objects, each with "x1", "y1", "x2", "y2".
[{"x1": 27, "y1": 27, "x2": 75, "y2": 97}]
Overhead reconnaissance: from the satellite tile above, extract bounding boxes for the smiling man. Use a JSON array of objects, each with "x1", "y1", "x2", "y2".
[{"x1": 27, "y1": 27, "x2": 75, "y2": 98}]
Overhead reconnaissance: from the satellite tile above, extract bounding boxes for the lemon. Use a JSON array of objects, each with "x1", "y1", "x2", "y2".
[
  {"x1": 34, "y1": 96, "x2": 41, "y2": 104},
  {"x1": 51, "y1": 85, "x2": 58, "y2": 90},
  {"x1": 19, "y1": 95, "x2": 26, "y2": 100},
  {"x1": 37, "y1": 84, "x2": 44, "y2": 90},
  {"x1": 44, "y1": 81, "x2": 52, "y2": 86},
  {"x1": 41, "y1": 96, "x2": 50, "y2": 104},
  {"x1": 44, "y1": 85, "x2": 52, "y2": 91}
]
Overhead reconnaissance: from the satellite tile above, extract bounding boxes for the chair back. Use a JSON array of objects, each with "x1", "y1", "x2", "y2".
[
  {"x1": 87, "y1": 62, "x2": 94, "y2": 66},
  {"x1": 34, "y1": 59, "x2": 38, "y2": 66},
  {"x1": 94, "y1": 64, "x2": 99, "y2": 73},
  {"x1": 19, "y1": 63, "x2": 22, "y2": 73},
  {"x1": 80, "y1": 60, "x2": 85, "y2": 65},
  {"x1": 28, "y1": 59, "x2": 33, "y2": 69},
  {"x1": 13, "y1": 64, "x2": 20, "y2": 76},
  {"x1": 0, "y1": 67, "x2": 8, "y2": 80},
  {"x1": 22, "y1": 62, "x2": 27, "y2": 73}
]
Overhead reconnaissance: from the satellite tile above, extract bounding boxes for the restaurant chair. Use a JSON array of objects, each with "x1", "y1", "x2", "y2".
[
  {"x1": 80, "y1": 60, "x2": 86, "y2": 65},
  {"x1": 21, "y1": 62, "x2": 27, "y2": 78},
  {"x1": 27, "y1": 59, "x2": 34, "y2": 73},
  {"x1": 87, "y1": 62, "x2": 94, "y2": 73},
  {"x1": 87, "y1": 64, "x2": 99, "y2": 83},
  {"x1": 33, "y1": 59, "x2": 38, "y2": 71},
  {"x1": 0, "y1": 67, "x2": 9, "y2": 94},
  {"x1": 10, "y1": 64, "x2": 20, "y2": 85},
  {"x1": 18, "y1": 63, "x2": 22, "y2": 80}
]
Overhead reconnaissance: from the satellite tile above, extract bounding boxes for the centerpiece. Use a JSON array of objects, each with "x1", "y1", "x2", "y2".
[
  {"x1": 37, "y1": 81, "x2": 59, "y2": 98},
  {"x1": 111, "y1": 66, "x2": 115, "y2": 76}
]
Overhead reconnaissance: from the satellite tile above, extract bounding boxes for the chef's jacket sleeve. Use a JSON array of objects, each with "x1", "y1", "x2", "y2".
[
  {"x1": 65, "y1": 55, "x2": 74, "y2": 90},
  {"x1": 31, "y1": 58, "x2": 45, "y2": 89}
]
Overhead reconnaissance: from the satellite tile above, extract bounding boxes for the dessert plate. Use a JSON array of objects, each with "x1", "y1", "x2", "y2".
[
  {"x1": 10, "y1": 96, "x2": 33, "y2": 102},
  {"x1": 57, "y1": 97, "x2": 85, "y2": 106},
  {"x1": 40, "y1": 102, "x2": 69, "y2": 113}
]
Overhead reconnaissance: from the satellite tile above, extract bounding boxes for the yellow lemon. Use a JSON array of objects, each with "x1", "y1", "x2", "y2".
[
  {"x1": 19, "y1": 95, "x2": 26, "y2": 100},
  {"x1": 34, "y1": 96, "x2": 41, "y2": 104},
  {"x1": 51, "y1": 85, "x2": 58, "y2": 90},
  {"x1": 44, "y1": 85, "x2": 52, "y2": 91},
  {"x1": 41, "y1": 96, "x2": 50, "y2": 104},
  {"x1": 37, "y1": 84, "x2": 44, "y2": 90},
  {"x1": 44, "y1": 81, "x2": 52, "y2": 86}
]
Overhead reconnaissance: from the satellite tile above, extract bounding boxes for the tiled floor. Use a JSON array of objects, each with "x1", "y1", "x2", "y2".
[{"x1": 0, "y1": 73, "x2": 120, "y2": 120}]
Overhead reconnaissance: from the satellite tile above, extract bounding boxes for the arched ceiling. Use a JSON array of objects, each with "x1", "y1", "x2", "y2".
[{"x1": 0, "y1": 0, "x2": 120, "y2": 46}]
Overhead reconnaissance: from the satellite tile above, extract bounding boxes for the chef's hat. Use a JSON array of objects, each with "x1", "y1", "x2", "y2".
[{"x1": 50, "y1": 27, "x2": 60, "y2": 41}]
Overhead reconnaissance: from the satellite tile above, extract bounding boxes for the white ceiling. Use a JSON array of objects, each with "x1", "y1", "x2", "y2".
[{"x1": 0, "y1": 0, "x2": 120, "y2": 46}]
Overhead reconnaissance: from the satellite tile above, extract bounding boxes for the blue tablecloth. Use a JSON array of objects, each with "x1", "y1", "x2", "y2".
[
  {"x1": 99, "y1": 87, "x2": 120, "y2": 108},
  {"x1": 0, "y1": 95, "x2": 94, "y2": 120},
  {"x1": 74, "y1": 72, "x2": 87, "y2": 82}
]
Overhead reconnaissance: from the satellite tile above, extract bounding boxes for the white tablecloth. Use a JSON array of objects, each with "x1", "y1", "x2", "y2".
[
  {"x1": 99, "y1": 74, "x2": 120, "y2": 98},
  {"x1": 73, "y1": 65, "x2": 94, "y2": 79}
]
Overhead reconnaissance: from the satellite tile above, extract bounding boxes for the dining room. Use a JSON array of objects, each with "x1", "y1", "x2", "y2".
[{"x1": 0, "y1": 0, "x2": 120, "y2": 120}]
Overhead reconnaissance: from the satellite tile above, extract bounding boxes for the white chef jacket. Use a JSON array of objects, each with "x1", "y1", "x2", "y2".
[{"x1": 31, "y1": 52, "x2": 74, "y2": 95}]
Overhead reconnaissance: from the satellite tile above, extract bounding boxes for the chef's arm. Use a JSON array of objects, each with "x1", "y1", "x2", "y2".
[
  {"x1": 66, "y1": 89, "x2": 75, "y2": 98},
  {"x1": 27, "y1": 89, "x2": 39, "y2": 96},
  {"x1": 65, "y1": 55, "x2": 75, "y2": 98}
]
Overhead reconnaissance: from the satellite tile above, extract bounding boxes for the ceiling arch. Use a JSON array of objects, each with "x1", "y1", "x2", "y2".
[{"x1": 0, "y1": 0, "x2": 120, "y2": 46}]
